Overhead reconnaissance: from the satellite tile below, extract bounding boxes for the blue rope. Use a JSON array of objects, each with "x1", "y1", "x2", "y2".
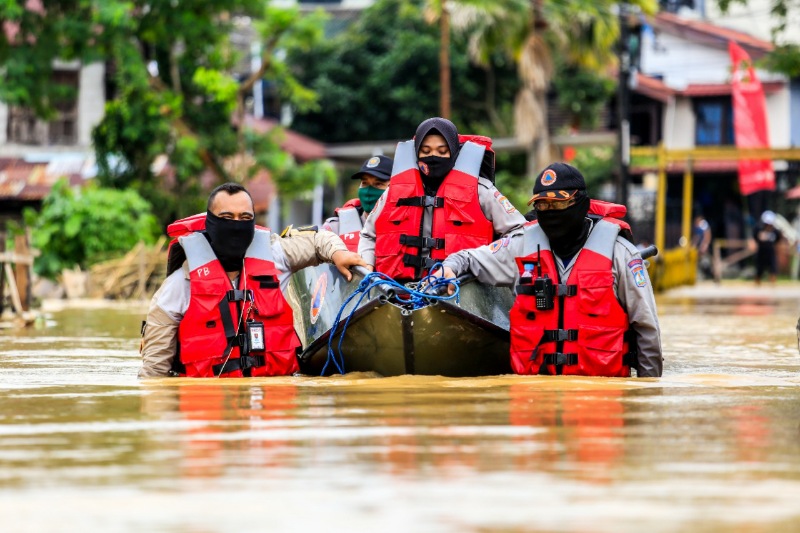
[{"x1": 321, "y1": 264, "x2": 461, "y2": 375}]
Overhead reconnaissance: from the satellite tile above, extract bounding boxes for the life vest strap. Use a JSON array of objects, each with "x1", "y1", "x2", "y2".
[
  {"x1": 402, "y1": 254, "x2": 438, "y2": 270},
  {"x1": 516, "y1": 283, "x2": 576, "y2": 296},
  {"x1": 542, "y1": 352, "x2": 578, "y2": 366},
  {"x1": 542, "y1": 329, "x2": 578, "y2": 343},
  {"x1": 396, "y1": 195, "x2": 444, "y2": 208},
  {"x1": 399, "y1": 235, "x2": 445, "y2": 250},
  {"x1": 212, "y1": 355, "x2": 266, "y2": 376}
]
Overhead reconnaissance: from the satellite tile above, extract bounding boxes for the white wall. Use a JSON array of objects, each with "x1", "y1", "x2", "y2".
[
  {"x1": 640, "y1": 29, "x2": 784, "y2": 88},
  {"x1": 78, "y1": 62, "x2": 106, "y2": 147},
  {"x1": 705, "y1": 0, "x2": 800, "y2": 45},
  {"x1": 663, "y1": 97, "x2": 696, "y2": 149},
  {"x1": 765, "y1": 88, "x2": 791, "y2": 148}
]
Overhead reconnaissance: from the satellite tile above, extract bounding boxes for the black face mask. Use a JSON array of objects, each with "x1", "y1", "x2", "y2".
[
  {"x1": 205, "y1": 211, "x2": 255, "y2": 272},
  {"x1": 537, "y1": 194, "x2": 591, "y2": 259},
  {"x1": 418, "y1": 156, "x2": 455, "y2": 193}
]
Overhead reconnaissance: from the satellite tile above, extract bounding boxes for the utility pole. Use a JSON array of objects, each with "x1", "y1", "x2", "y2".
[{"x1": 616, "y1": 3, "x2": 632, "y2": 207}]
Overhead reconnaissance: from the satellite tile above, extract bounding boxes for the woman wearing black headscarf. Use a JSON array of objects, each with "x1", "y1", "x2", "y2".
[{"x1": 359, "y1": 117, "x2": 526, "y2": 281}]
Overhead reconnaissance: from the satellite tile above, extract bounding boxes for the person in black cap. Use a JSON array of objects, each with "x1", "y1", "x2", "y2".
[
  {"x1": 322, "y1": 155, "x2": 393, "y2": 252},
  {"x1": 359, "y1": 117, "x2": 525, "y2": 280},
  {"x1": 432, "y1": 162, "x2": 663, "y2": 378}
]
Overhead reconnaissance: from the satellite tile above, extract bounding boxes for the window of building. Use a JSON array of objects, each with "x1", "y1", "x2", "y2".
[
  {"x1": 694, "y1": 97, "x2": 734, "y2": 146},
  {"x1": 7, "y1": 69, "x2": 79, "y2": 145}
]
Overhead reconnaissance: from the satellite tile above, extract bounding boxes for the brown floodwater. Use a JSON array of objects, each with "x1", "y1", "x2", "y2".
[{"x1": 1, "y1": 292, "x2": 799, "y2": 532}]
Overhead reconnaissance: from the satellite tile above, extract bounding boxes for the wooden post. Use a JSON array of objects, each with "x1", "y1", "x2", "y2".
[
  {"x1": 4, "y1": 263, "x2": 23, "y2": 315},
  {"x1": 137, "y1": 240, "x2": 146, "y2": 299},
  {"x1": 14, "y1": 234, "x2": 30, "y2": 311},
  {"x1": 0, "y1": 230, "x2": 5, "y2": 316}
]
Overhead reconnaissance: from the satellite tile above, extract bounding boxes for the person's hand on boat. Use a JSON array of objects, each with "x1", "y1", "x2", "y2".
[
  {"x1": 425, "y1": 266, "x2": 457, "y2": 295},
  {"x1": 332, "y1": 250, "x2": 368, "y2": 281}
]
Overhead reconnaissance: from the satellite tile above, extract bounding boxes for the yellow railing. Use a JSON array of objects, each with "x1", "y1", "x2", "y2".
[{"x1": 631, "y1": 145, "x2": 800, "y2": 290}]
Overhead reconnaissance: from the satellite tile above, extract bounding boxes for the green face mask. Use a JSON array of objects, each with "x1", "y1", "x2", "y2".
[{"x1": 358, "y1": 185, "x2": 385, "y2": 213}]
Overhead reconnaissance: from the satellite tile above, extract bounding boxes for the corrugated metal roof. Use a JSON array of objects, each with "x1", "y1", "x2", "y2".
[{"x1": 0, "y1": 157, "x2": 89, "y2": 201}]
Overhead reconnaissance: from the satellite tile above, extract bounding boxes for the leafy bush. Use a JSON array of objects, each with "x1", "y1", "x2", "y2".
[{"x1": 24, "y1": 181, "x2": 160, "y2": 279}]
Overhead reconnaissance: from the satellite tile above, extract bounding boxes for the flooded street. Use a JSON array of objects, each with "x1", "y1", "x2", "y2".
[{"x1": 1, "y1": 288, "x2": 800, "y2": 532}]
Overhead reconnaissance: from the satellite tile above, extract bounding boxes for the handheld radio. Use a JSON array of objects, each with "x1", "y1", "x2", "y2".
[{"x1": 532, "y1": 244, "x2": 554, "y2": 310}]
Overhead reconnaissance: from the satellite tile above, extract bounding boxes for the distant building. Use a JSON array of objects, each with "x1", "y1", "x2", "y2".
[{"x1": 627, "y1": 11, "x2": 797, "y2": 247}]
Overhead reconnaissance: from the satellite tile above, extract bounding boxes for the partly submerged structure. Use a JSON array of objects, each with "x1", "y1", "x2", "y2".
[{"x1": 288, "y1": 266, "x2": 514, "y2": 377}]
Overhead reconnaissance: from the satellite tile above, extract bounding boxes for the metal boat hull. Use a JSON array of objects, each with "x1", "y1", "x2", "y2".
[{"x1": 287, "y1": 265, "x2": 513, "y2": 377}]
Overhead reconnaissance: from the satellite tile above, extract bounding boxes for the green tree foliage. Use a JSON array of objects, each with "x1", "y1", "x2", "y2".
[
  {"x1": 716, "y1": 1, "x2": 800, "y2": 77},
  {"x1": 552, "y1": 63, "x2": 616, "y2": 131},
  {"x1": 0, "y1": 1, "x2": 329, "y2": 226},
  {"x1": 23, "y1": 181, "x2": 160, "y2": 279},
  {"x1": 288, "y1": 0, "x2": 520, "y2": 142}
]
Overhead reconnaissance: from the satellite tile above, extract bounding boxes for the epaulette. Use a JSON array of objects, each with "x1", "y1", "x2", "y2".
[{"x1": 280, "y1": 224, "x2": 318, "y2": 237}]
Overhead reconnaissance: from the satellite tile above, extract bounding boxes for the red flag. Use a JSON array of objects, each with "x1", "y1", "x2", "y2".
[{"x1": 729, "y1": 41, "x2": 775, "y2": 196}]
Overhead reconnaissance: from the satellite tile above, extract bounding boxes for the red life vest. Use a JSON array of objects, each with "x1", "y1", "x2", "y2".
[
  {"x1": 509, "y1": 219, "x2": 634, "y2": 377},
  {"x1": 334, "y1": 198, "x2": 363, "y2": 253},
  {"x1": 174, "y1": 228, "x2": 300, "y2": 378},
  {"x1": 373, "y1": 139, "x2": 494, "y2": 280}
]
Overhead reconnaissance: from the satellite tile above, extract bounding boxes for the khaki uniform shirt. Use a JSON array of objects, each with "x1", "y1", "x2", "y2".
[
  {"x1": 358, "y1": 178, "x2": 526, "y2": 267},
  {"x1": 442, "y1": 220, "x2": 663, "y2": 377},
  {"x1": 138, "y1": 228, "x2": 347, "y2": 378}
]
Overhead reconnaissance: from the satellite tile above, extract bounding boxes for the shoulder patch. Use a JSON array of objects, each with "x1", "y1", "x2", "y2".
[
  {"x1": 628, "y1": 258, "x2": 648, "y2": 288},
  {"x1": 489, "y1": 236, "x2": 511, "y2": 254}
]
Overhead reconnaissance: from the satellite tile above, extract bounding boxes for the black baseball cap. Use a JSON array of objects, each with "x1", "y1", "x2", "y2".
[
  {"x1": 527, "y1": 162, "x2": 587, "y2": 205},
  {"x1": 350, "y1": 155, "x2": 393, "y2": 181}
]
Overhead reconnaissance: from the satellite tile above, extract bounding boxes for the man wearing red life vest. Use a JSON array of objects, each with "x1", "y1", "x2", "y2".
[
  {"x1": 359, "y1": 117, "x2": 525, "y2": 281},
  {"x1": 322, "y1": 155, "x2": 393, "y2": 252},
  {"x1": 139, "y1": 183, "x2": 366, "y2": 378},
  {"x1": 432, "y1": 163, "x2": 662, "y2": 377}
]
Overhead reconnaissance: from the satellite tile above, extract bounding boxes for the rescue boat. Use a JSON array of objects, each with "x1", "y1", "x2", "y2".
[{"x1": 287, "y1": 265, "x2": 514, "y2": 377}]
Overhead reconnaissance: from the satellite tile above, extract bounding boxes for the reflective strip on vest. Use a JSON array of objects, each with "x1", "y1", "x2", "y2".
[
  {"x1": 522, "y1": 224, "x2": 551, "y2": 256},
  {"x1": 582, "y1": 220, "x2": 619, "y2": 260},
  {"x1": 392, "y1": 140, "x2": 417, "y2": 176},
  {"x1": 180, "y1": 229, "x2": 273, "y2": 271},
  {"x1": 338, "y1": 207, "x2": 363, "y2": 235},
  {"x1": 522, "y1": 219, "x2": 619, "y2": 260},
  {"x1": 452, "y1": 141, "x2": 485, "y2": 176},
  {"x1": 180, "y1": 232, "x2": 217, "y2": 271},
  {"x1": 245, "y1": 229, "x2": 274, "y2": 263}
]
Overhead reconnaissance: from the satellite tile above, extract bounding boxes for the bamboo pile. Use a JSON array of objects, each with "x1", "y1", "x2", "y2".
[{"x1": 88, "y1": 237, "x2": 168, "y2": 300}]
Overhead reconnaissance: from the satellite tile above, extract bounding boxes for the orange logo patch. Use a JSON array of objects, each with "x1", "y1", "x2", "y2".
[{"x1": 541, "y1": 168, "x2": 557, "y2": 186}]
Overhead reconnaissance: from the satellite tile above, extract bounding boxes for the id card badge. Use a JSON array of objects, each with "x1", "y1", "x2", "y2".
[{"x1": 247, "y1": 321, "x2": 265, "y2": 351}]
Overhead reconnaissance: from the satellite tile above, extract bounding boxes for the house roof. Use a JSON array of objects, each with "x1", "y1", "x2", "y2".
[
  {"x1": 0, "y1": 157, "x2": 88, "y2": 201},
  {"x1": 635, "y1": 73, "x2": 785, "y2": 101},
  {"x1": 651, "y1": 12, "x2": 773, "y2": 58},
  {"x1": 634, "y1": 73, "x2": 676, "y2": 103},
  {"x1": 241, "y1": 116, "x2": 327, "y2": 162}
]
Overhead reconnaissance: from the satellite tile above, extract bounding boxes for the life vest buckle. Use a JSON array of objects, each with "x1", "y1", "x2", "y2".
[
  {"x1": 227, "y1": 289, "x2": 254, "y2": 302},
  {"x1": 542, "y1": 352, "x2": 578, "y2": 366},
  {"x1": 543, "y1": 329, "x2": 578, "y2": 343}
]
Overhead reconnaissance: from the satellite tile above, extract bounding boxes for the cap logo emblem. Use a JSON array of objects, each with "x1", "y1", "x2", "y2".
[
  {"x1": 366, "y1": 157, "x2": 380, "y2": 168},
  {"x1": 541, "y1": 169, "x2": 557, "y2": 186}
]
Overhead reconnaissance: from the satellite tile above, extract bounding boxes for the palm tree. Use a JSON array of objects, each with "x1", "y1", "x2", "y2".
[
  {"x1": 451, "y1": 0, "x2": 657, "y2": 170},
  {"x1": 423, "y1": 0, "x2": 512, "y2": 119}
]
